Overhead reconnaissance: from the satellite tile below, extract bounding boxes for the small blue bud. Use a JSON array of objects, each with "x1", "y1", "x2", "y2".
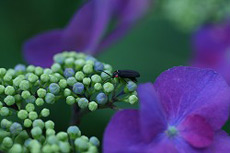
[
  {"x1": 85, "y1": 56, "x2": 97, "y2": 62},
  {"x1": 25, "y1": 96, "x2": 36, "y2": 103},
  {"x1": 49, "y1": 83, "x2": 60, "y2": 95},
  {"x1": 64, "y1": 68, "x2": 75, "y2": 78},
  {"x1": 96, "y1": 93, "x2": 108, "y2": 105},
  {"x1": 10, "y1": 122, "x2": 22, "y2": 135},
  {"x1": 94, "y1": 61, "x2": 104, "y2": 71},
  {"x1": 126, "y1": 81, "x2": 137, "y2": 92},
  {"x1": 14, "y1": 64, "x2": 26, "y2": 72},
  {"x1": 89, "y1": 136, "x2": 100, "y2": 146},
  {"x1": 73, "y1": 83, "x2": 84, "y2": 94}
]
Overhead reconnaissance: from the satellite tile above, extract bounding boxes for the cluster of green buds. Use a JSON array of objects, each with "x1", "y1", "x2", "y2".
[
  {"x1": 0, "y1": 51, "x2": 138, "y2": 152},
  {"x1": 156, "y1": 0, "x2": 230, "y2": 31}
]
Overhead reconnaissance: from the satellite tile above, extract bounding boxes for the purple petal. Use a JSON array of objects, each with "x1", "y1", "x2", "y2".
[
  {"x1": 103, "y1": 110, "x2": 145, "y2": 153},
  {"x1": 178, "y1": 114, "x2": 214, "y2": 148},
  {"x1": 23, "y1": 30, "x2": 63, "y2": 67},
  {"x1": 97, "y1": 0, "x2": 151, "y2": 51},
  {"x1": 191, "y1": 22, "x2": 230, "y2": 83},
  {"x1": 147, "y1": 139, "x2": 178, "y2": 153},
  {"x1": 154, "y1": 66, "x2": 230, "y2": 130},
  {"x1": 62, "y1": 0, "x2": 111, "y2": 54},
  {"x1": 137, "y1": 83, "x2": 167, "y2": 143},
  {"x1": 204, "y1": 131, "x2": 230, "y2": 153}
]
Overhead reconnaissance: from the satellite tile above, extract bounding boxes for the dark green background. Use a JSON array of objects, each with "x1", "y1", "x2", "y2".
[{"x1": 0, "y1": 0, "x2": 192, "y2": 145}]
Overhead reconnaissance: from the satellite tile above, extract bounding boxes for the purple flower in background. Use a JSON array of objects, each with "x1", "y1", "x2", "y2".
[
  {"x1": 23, "y1": 0, "x2": 150, "y2": 67},
  {"x1": 103, "y1": 66, "x2": 230, "y2": 153},
  {"x1": 191, "y1": 21, "x2": 230, "y2": 84}
]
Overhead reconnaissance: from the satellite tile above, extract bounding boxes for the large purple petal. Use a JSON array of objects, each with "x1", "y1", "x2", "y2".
[
  {"x1": 103, "y1": 110, "x2": 145, "y2": 153},
  {"x1": 178, "y1": 114, "x2": 214, "y2": 148},
  {"x1": 97, "y1": 0, "x2": 151, "y2": 51},
  {"x1": 154, "y1": 66, "x2": 230, "y2": 130},
  {"x1": 62, "y1": 0, "x2": 111, "y2": 54},
  {"x1": 23, "y1": 30, "x2": 63, "y2": 67},
  {"x1": 138, "y1": 83, "x2": 167, "y2": 143}
]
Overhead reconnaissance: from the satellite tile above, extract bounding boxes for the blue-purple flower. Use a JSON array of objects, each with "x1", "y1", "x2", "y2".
[
  {"x1": 191, "y1": 21, "x2": 230, "y2": 84},
  {"x1": 23, "y1": 0, "x2": 150, "y2": 67},
  {"x1": 103, "y1": 66, "x2": 230, "y2": 153}
]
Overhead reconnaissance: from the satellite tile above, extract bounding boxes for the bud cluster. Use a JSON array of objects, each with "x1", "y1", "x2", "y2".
[{"x1": 0, "y1": 51, "x2": 139, "y2": 152}]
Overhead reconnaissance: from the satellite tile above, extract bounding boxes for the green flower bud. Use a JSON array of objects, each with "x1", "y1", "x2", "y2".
[
  {"x1": 129, "y1": 95, "x2": 138, "y2": 104},
  {"x1": 17, "y1": 110, "x2": 28, "y2": 120},
  {"x1": 75, "y1": 71, "x2": 85, "y2": 81},
  {"x1": 31, "y1": 127, "x2": 42, "y2": 139},
  {"x1": 45, "y1": 120, "x2": 55, "y2": 129},
  {"x1": 94, "y1": 83, "x2": 102, "y2": 91},
  {"x1": 40, "y1": 74, "x2": 50, "y2": 82},
  {"x1": 2, "y1": 137, "x2": 13, "y2": 148},
  {"x1": 66, "y1": 96, "x2": 75, "y2": 105},
  {"x1": 65, "y1": 57, "x2": 75, "y2": 66},
  {"x1": 0, "y1": 107, "x2": 10, "y2": 116},
  {"x1": 75, "y1": 59, "x2": 86, "y2": 70},
  {"x1": 59, "y1": 142, "x2": 70, "y2": 153},
  {"x1": 28, "y1": 73, "x2": 39, "y2": 83},
  {"x1": 13, "y1": 75, "x2": 25, "y2": 86},
  {"x1": 56, "y1": 132, "x2": 68, "y2": 141},
  {"x1": 83, "y1": 77, "x2": 91, "y2": 86},
  {"x1": 103, "y1": 82, "x2": 114, "y2": 93},
  {"x1": 81, "y1": 135, "x2": 89, "y2": 141},
  {"x1": 21, "y1": 91, "x2": 31, "y2": 99},
  {"x1": 10, "y1": 122, "x2": 22, "y2": 135},
  {"x1": 3, "y1": 74, "x2": 12, "y2": 82},
  {"x1": 49, "y1": 74, "x2": 59, "y2": 83},
  {"x1": 37, "y1": 88, "x2": 46, "y2": 98},
  {"x1": 4, "y1": 95, "x2": 15, "y2": 106},
  {"x1": 47, "y1": 135, "x2": 58, "y2": 145},
  {"x1": 1, "y1": 119, "x2": 12, "y2": 129},
  {"x1": 54, "y1": 53, "x2": 65, "y2": 64},
  {"x1": 0, "y1": 68, "x2": 6, "y2": 76},
  {"x1": 0, "y1": 85, "x2": 5, "y2": 94},
  {"x1": 25, "y1": 103, "x2": 35, "y2": 112},
  {"x1": 14, "y1": 94, "x2": 22, "y2": 102},
  {"x1": 59, "y1": 79, "x2": 67, "y2": 88},
  {"x1": 51, "y1": 63, "x2": 62, "y2": 72},
  {"x1": 78, "y1": 98, "x2": 88, "y2": 109},
  {"x1": 29, "y1": 140, "x2": 41, "y2": 153},
  {"x1": 74, "y1": 138, "x2": 89, "y2": 151},
  {"x1": 88, "y1": 102, "x2": 98, "y2": 111},
  {"x1": 29, "y1": 111, "x2": 38, "y2": 120},
  {"x1": 46, "y1": 129, "x2": 55, "y2": 136},
  {"x1": 91, "y1": 74, "x2": 102, "y2": 83},
  {"x1": 126, "y1": 81, "x2": 137, "y2": 92},
  {"x1": 64, "y1": 88, "x2": 72, "y2": 97},
  {"x1": 27, "y1": 65, "x2": 35, "y2": 72},
  {"x1": 67, "y1": 77, "x2": 77, "y2": 86},
  {"x1": 19, "y1": 80, "x2": 30, "y2": 90},
  {"x1": 25, "y1": 95, "x2": 36, "y2": 103},
  {"x1": 45, "y1": 93, "x2": 55, "y2": 104},
  {"x1": 33, "y1": 119, "x2": 44, "y2": 129},
  {"x1": 44, "y1": 68, "x2": 53, "y2": 74},
  {"x1": 104, "y1": 64, "x2": 113, "y2": 71},
  {"x1": 50, "y1": 144, "x2": 59, "y2": 152},
  {"x1": 9, "y1": 144, "x2": 23, "y2": 153},
  {"x1": 41, "y1": 108, "x2": 50, "y2": 117},
  {"x1": 5, "y1": 86, "x2": 15, "y2": 95},
  {"x1": 24, "y1": 119, "x2": 32, "y2": 128},
  {"x1": 35, "y1": 98, "x2": 44, "y2": 106},
  {"x1": 83, "y1": 64, "x2": 93, "y2": 74},
  {"x1": 35, "y1": 67, "x2": 43, "y2": 76},
  {"x1": 89, "y1": 136, "x2": 100, "y2": 146},
  {"x1": 67, "y1": 126, "x2": 81, "y2": 139}
]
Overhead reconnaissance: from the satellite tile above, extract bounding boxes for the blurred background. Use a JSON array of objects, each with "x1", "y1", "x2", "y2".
[{"x1": 2, "y1": 0, "x2": 228, "y2": 149}]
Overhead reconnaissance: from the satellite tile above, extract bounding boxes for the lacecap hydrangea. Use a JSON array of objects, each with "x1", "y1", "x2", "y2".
[{"x1": 0, "y1": 51, "x2": 138, "y2": 153}]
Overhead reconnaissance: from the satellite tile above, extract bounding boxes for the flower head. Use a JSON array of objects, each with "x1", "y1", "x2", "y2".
[
  {"x1": 103, "y1": 66, "x2": 230, "y2": 153},
  {"x1": 192, "y1": 21, "x2": 230, "y2": 84},
  {"x1": 23, "y1": 0, "x2": 150, "y2": 67}
]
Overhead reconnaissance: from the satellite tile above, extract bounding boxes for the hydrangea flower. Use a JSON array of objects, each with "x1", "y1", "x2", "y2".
[
  {"x1": 191, "y1": 21, "x2": 230, "y2": 84},
  {"x1": 23, "y1": 0, "x2": 150, "y2": 67},
  {"x1": 103, "y1": 66, "x2": 230, "y2": 153}
]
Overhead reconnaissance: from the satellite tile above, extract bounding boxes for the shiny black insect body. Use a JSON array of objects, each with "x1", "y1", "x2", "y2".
[{"x1": 102, "y1": 70, "x2": 140, "y2": 83}]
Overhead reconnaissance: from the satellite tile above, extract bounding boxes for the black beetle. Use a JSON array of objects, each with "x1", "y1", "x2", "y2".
[{"x1": 101, "y1": 70, "x2": 140, "y2": 83}]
